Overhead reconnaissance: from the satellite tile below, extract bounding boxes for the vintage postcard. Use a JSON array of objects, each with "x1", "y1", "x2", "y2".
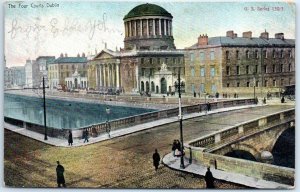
[{"x1": 3, "y1": 0, "x2": 295, "y2": 189}]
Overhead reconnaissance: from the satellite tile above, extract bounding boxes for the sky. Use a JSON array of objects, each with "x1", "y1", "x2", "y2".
[{"x1": 4, "y1": 0, "x2": 296, "y2": 67}]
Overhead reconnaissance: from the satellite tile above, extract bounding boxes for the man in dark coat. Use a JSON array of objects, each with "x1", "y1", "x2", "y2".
[
  {"x1": 56, "y1": 161, "x2": 66, "y2": 187},
  {"x1": 172, "y1": 140, "x2": 177, "y2": 156},
  {"x1": 83, "y1": 129, "x2": 89, "y2": 143},
  {"x1": 152, "y1": 149, "x2": 160, "y2": 171},
  {"x1": 205, "y1": 167, "x2": 215, "y2": 188},
  {"x1": 68, "y1": 130, "x2": 73, "y2": 146}
]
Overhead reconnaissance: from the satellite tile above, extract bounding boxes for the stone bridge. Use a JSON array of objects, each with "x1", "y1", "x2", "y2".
[{"x1": 186, "y1": 108, "x2": 295, "y2": 186}]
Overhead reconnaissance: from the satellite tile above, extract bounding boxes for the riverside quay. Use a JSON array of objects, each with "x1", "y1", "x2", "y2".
[{"x1": 4, "y1": 1, "x2": 295, "y2": 190}]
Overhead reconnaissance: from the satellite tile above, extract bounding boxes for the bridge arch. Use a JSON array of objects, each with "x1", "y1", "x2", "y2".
[
  {"x1": 221, "y1": 144, "x2": 260, "y2": 161},
  {"x1": 269, "y1": 124, "x2": 295, "y2": 152}
]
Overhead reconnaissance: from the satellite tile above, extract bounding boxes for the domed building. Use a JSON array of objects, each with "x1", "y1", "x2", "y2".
[
  {"x1": 88, "y1": 3, "x2": 185, "y2": 94},
  {"x1": 123, "y1": 3, "x2": 175, "y2": 51}
]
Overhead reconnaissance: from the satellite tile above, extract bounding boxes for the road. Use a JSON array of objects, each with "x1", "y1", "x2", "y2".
[{"x1": 4, "y1": 105, "x2": 293, "y2": 188}]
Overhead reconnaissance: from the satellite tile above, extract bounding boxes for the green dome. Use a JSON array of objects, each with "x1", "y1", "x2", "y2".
[{"x1": 124, "y1": 3, "x2": 173, "y2": 20}]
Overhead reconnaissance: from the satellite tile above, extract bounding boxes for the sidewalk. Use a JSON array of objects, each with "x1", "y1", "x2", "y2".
[
  {"x1": 162, "y1": 153, "x2": 293, "y2": 189},
  {"x1": 5, "y1": 104, "x2": 259, "y2": 147}
]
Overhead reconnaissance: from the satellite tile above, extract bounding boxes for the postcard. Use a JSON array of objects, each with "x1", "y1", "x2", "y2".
[{"x1": 3, "y1": 0, "x2": 295, "y2": 189}]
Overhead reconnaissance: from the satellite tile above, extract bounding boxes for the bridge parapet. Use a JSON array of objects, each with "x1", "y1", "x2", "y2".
[{"x1": 186, "y1": 108, "x2": 295, "y2": 186}]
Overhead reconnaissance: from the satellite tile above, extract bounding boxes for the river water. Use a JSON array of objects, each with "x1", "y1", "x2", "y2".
[{"x1": 4, "y1": 93, "x2": 156, "y2": 129}]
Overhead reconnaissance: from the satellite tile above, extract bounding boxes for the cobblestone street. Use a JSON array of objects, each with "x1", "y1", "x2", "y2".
[{"x1": 4, "y1": 105, "x2": 292, "y2": 188}]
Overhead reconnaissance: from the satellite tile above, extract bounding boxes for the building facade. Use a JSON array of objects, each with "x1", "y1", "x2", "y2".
[
  {"x1": 4, "y1": 66, "x2": 25, "y2": 88},
  {"x1": 25, "y1": 59, "x2": 40, "y2": 88},
  {"x1": 36, "y1": 56, "x2": 55, "y2": 87},
  {"x1": 88, "y1": 3, "x2": 185, "y2": 94},
  {"x1": 48, "y1": 54, "x2": 87, "y2": 89},
  {"x1": 185, "y1": 30, "x2": 295, "y2": 96}
]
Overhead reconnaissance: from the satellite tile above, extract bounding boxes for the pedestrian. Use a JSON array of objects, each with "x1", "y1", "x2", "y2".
[
  {"x1": 199, "y1": 104, "x2": 202, "y2": 113},
  {"x1": 172, "y1": 140, "x2": 177, "y2": 156},
  {"x1": 263, "y1": 97, "x2": 266, "y2": 104},
  {"x1": 204, "y1": 167, "x2": 215, "y2": 188},
  {"x1": 194, "y1": 91, "x2": 196, "y2": 98},
  {"x1": 106, "y1": 121, "x2": 111, "y2": 138},
  {"x1": 152, "y1": 149, "x2": 161, "y2": 171},
  {"x1": 255, "y1": 97, "x2": 258, "y2": 105},
  {"x1": 281, "y1": 96, "x2": 285, "y2": 103},
  {"x1": 68, "y1": 130, "x2": 73, "y2": 146},
  {"x1": 56, "y1": 161, "x2": 66, "y2": 188},
  {"x1": 83, "y1": 129, "x2": 89, "y2": 143}
]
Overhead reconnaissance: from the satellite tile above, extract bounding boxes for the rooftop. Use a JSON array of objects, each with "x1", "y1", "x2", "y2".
[
  {"x1": 48, "y1": 57, "x2": 87, "y2": 64},
  {"x1": 124, "y1": 3, "x2": 172, "y2": 20}
]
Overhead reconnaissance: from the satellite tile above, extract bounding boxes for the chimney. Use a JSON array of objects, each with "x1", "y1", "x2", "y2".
[
  {"x1": 242, "y1": 31, "x2": 252, "y2": 38},
  {"x1": 260, "y1": 29, "x2": 269, "y2": 39},
  {"x1": 105, "y1": 42, "x2": 107, "y2": 49},
  {"x1": 77, "y1": 53, "x2": 80, "y2": 57},
  {"x1": 234, "y1": 33, "x2": 237, "y2": 38},
  {"x1": 65, "y1": 53, "x2": 68, "y2": 57},
  {"x1": 226, "y1": 30, "x2": 235, "y2": 38},
  {"x1": 198, "y1": 34, "x2": 208, "y2": 46},
  {"x1": 60, "y1": 53, "x2": 64, "y2": 57},
  {"x1": 82, "y1": 52, "x2": 85, "y2": 57},
  {"x1": 275, "y1": 33, "x2": 284, "y2": 40}
]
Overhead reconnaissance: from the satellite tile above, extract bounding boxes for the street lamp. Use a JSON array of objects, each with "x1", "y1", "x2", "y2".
[
  {"x1": 105, "y1": 107, "x2": 111, "y2": 137},
  {"x1": 43, "y1": 76, "x2": 48, "y2": 140},
  {"x1": 175, "y1": 68, "x2": 185, "y2": 169}
]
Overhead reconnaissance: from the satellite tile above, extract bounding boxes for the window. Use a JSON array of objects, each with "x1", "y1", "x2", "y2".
[
  {"x1": 150, "y1": 68, "x2": 154, "y2": 76},
  {"x1": 272, "y1": 65, "x2": 276, "y2": 73},
  {"x1": 173, "y1": 58, "x2": 176, "y2": 64},
  {"x1": 280, "y1": 50, "x2": 284, "y2": 58},
  {"x1": 200, "y1": 83, "x2": 205, "y2": 93},
  {"x1": 141, "y1": 68, "x2": 145, "y2": 76},
  {"x1": 190, "y1": 53, "x2": 194, "y2": 63},
  {"x1": 264, "y1": 80, "x2": 268, "y2": 87},
  {"x1": 210, "y1": 51, "x2": 215, "y2": 60},
  {"x1": 256, "y1": 81, "x2": 259, "y2": 87},
  {"x1": 263, "y1": 50, "x2": 267, "y2": 58},
  {"x1": 264, "y1": 65, "x2": 267, "y2": 73},
  {"x1": 237, "y1": 82, "x2": 240, "y2": 87},
  {"x1": 191, "y1": 84, "x2": 195, "y2": 93},
  {"x1": 191, "y1": 67, "x2": 195, "y2": 77},
  {"x1": 247, "y1": 82, "x2": 250, "y2": 87},
  {"x1": 273, "y1": 50, "x2": 276, "y2": 58},
  {"x1": 200, "y1": 52, "x2": 205, "y2": 62},
  {"x1": 236, "y1": 66, "x2": 240, "y2": 75},
  {"x1": 211, "y1": 84, "x2": 217, "y2": 93},
  {"x1": 236, "y1": 50, "x2": 239, "y2": 59},
  {"x1": 150, "y1": 58, "x2": 153, "y2": 64},
  {"x1": 289, "y1": 64, "x2": 292, "y2": 72},
  {"x1": 226, "y1": 51, "x2": 230, "y2": 60},
  {"x1": 227, "y1": 83, "x2": 230, "y2": 87},
  {"x1": 200, "y1": 67, "x2": 205, "y2": 77},
  {"x1": 280, "y1": 64, "x2": 284, "y2": 72},
  {"x1": 246, "y1": 50, "x2": 250, "y2": 59},
  {"x1": 210, "y1": 67, "x2": 215, "y2": 77},
  {"x1": 141, "y1": 58, "x2": 144, "y2": 64},
  {"x1": 273, "y1": 79, "x2": 276, "y2": 87},
  {"x1": 157, "y1": 58, "x2": 160, "y2": 64},
  {"x1": 246, "y1": 65, "x2": 249, "y2": 74},
  {"x1": 165, "y1": 58, "x2": 168, "y2": 64},
  {"x1": 226, "y1": 66, "x2": 230, "y2": 75},
  {"x1": 255, "y1": 50, "x2": 259, "y2": 59},
  {"x1": 281, "y1": 79, "x2": 284, "y2": 86}
]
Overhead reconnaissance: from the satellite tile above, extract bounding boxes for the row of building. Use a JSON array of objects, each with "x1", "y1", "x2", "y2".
[{"x1": 5, "y1": 3, "x2": 295, "y2": 97}]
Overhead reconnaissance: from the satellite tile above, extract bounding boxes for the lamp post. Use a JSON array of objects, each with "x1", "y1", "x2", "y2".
[
  {"x1": 176, "y1": 68, "x2": 185, "y2": 169},
  {"x1": 43, "y1": 76, "x2": 48, "y2": 140},
  {"x1": 106, "y1": 107, "x2": 111, "y2": 137}
]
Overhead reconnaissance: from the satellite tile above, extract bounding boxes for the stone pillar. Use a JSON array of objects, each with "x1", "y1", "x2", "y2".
[
  {"x1": 129, "y1": 21, "x2": 132, "y2": 37},
  {"x1": 134, "y1": 20, "x2": 137, "y2": 36},
  {"x1": 95, "y1": 65, "x2": 98, "y2": 90},
  {"x1": 116, "y1": 63, "x2": 120, "y2": 88},
  {"x1": 99, "y1": 64, "x2": 102, "y2": 87},
  {"x1": 170, "y1": 20, "x2": 173, "y2": 36},
  {"x1": 168, "y1": 20, "x2": 170, "y2": 36},
  {"x1": 103, "y1": 65, "x2": 107, "y2": 87},
  {"x1": 124, "y1": 22, "x2": 127, "y2": 37},
  {"x1": 164, "y1": 19, "x2": 167, "y2": 36},
  {"x1": 159, "y1": 19, "x2": 162, "y2": 36},
  {"x1": 136, "y1": 65, "x2": 139, "y2": 91},
  {"x1": 152, "y1": 19, "x2": 155, "y2": 36},
  {"x1": 140, "y1": 19, "x2": 142, "y2": 36},
  {"x1": 146, "y1": 19, "x2": 149, "y2": 36}
]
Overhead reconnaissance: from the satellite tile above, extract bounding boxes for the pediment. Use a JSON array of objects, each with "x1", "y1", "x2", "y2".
[{"x1": 93, "y1": 50, "x2": 115, "y2": 60}]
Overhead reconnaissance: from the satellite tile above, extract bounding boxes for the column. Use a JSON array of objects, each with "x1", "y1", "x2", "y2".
[
  {"x1": 159, "y1": 19, "x2": 162, "y2": 36},
  {"x1": 116, "y1": 63, "x2": 120, "y2": 88},
  {"x1": 170, "y1": 20, "x2": 173, "y2": 36},
  {"x1": 99, "y1": 64, "x2": 102, "y2": 87},
  {"x1": 95, "y1": 64, "x2": 98, "y2": 90},
  {"x1": 152, "y1": 19, "x2": 155, "y2": 36},
  {"x1": 136, "y1": 65, "x2": 139, "y2": 91},
  {"x1": 129, "y1": 21, "x2": 132, "y2": 37},
  {"x1": 103, "y1": 65, "x2": 107, "y2": 87},
  {"x1": 146, "y1": 19, "x2": 149, "y2": 36},
  {"x1": 140, "y1": 19, "x2": 142, "y2": 36},
  {"x1": 134, "y1": 20, "x2": 137, "y2": 36},
  {"x1": 168, "y1": 20, "x2": 170, "y2": 36},
  {"x1": 164, "y1": 19, "x2": 167, "y2": 36}
]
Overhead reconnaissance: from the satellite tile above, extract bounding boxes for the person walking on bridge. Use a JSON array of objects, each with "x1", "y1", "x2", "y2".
[
  {"x1": 56, "y1": 161, "x2": 66, "y2": 188},
  {"x1": 204, "y1": 167, "x2": 215, "y2": 188}
]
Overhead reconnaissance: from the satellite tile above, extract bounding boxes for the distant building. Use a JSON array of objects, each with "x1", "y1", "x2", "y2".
[
  {"x1": 88, "y1": 3, "x2": 185, "y2": 94},
  {"x1": 48, "y1": 53, "x2": 87, "y2": 89},
  {"x1": 35, "y1": 56, "x2": 55, "y2": 87},
  {"x1": 184, "y1": 30, "x2": 295, "y2": 96},
  {"x1": 25, "y1": 59, "x2": 40, "y2": 88},
  {"x1": 5, "y1": 66, "x2": 26, "y2": 89}
]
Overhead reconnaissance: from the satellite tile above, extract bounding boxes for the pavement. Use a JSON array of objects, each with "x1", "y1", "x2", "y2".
[{"x1": 162, "y1": 153, "x2": 293, "y2": 189}]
